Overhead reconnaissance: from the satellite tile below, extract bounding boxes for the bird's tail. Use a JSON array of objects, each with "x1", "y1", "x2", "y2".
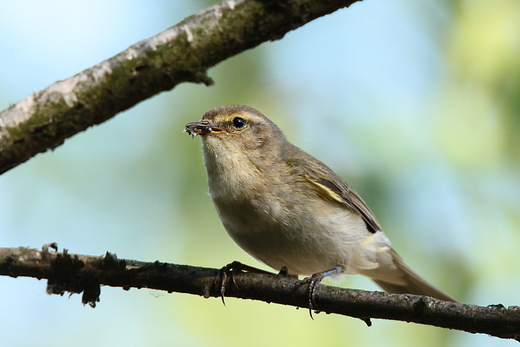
[{"x1": 363, "y1": 248, "x2": 457, "y2": 302}]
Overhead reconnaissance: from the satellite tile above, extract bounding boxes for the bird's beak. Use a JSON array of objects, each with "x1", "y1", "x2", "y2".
[{"x1": 184, "y1": 120, "x2": 224, "y2": 136}]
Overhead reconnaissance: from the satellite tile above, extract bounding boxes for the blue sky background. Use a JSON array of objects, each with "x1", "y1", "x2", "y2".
[{"x1": 1, "y1": 1, "x2": 519, "y2": 346}]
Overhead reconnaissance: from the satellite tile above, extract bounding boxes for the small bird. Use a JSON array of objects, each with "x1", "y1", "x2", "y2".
[{"x1": 185, "y1": 105, "x2": 457, "y2": 304}]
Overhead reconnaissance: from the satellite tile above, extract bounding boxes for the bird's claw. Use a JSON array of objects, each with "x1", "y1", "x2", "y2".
[
  {"x1": 213, "y1": 261, "x2": 244, "y2": 305},
  {"x1": 213, "y1": 261, "x2": 273, "y2": 305},
  {"x1": 293, "y1": 267, "x2": 343, "y2": 318},
  {"x1": 293, "y1": 273, "x2": 325, "y2": 318}
]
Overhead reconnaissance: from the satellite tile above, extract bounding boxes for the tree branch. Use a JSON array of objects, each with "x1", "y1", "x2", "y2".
[
  {"x1": 0, "y1": 0, "x2": 360, "y2": 175},
  {"x1": 1, "y1": 246, "x2": 519, "y2": 341},
  {"x1": 3, "y1": 0, "x2": 518, "y2": 343}
]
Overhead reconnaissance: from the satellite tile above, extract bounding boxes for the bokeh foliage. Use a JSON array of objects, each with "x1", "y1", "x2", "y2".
[{"x1": 0, "y1": 0, "x2": 519, "y2": 346}]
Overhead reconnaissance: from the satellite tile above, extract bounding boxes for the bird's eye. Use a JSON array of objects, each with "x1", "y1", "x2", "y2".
[{"x1": 232, "y1": 117, "x2": 246, "y2": 129}]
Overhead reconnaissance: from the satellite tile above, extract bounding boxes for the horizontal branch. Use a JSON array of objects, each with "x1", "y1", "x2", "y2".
[
  {"x1": 1, "y1": 245, "x2": 519, "y2": 341},
  {"x1": 0, "y1": 0, "x2": 360, "y2": 175}
]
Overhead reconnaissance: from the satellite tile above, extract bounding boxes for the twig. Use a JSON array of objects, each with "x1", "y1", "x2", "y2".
[{"x1": 0, "y1": 245, "x2": 519, "y2": 341}]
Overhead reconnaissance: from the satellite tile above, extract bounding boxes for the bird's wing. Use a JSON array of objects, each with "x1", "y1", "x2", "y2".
[{"x1": 287, "y1": 157, "x2": 381, "y2": 233}]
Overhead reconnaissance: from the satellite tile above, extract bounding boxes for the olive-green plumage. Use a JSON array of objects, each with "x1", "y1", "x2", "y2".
[{"x1": 185, "y1": 105, "x2": 456, "y2": 302}]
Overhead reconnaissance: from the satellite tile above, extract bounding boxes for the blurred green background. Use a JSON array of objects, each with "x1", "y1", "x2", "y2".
[{"x1": 1, "y1": 0, "x2": 519, "y2": 346}]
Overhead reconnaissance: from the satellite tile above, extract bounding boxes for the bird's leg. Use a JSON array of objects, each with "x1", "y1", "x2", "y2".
[
  {"x1": 294, "y1": 267, "x2": 343, "y2": 311},
  {"x1": 214, "y1": 261, "x2": 273, "y2": 304},
  {"x1": 295, "y1": 268, "x2": 373, "y2": 325}
]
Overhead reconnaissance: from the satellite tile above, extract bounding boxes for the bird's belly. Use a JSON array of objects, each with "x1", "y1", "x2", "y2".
[{"x1": 213, "y1": 196, "x2": 371, "y2": 276}]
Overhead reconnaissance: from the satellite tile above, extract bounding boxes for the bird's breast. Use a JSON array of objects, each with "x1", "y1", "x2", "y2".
[{"x1": 210, "y1": 184, "x2": 371, "y2": 276}]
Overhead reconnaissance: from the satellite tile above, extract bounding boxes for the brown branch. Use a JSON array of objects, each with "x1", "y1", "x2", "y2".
[
  {"x1": 0, "y1": 0, "x2": 361, "y2": 175},
  {"x1": 1, "y1": 245, "x2": 519, "y2": 341}
]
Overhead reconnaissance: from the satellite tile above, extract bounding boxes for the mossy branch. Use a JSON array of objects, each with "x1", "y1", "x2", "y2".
[
  {"x1": 0, "y1": 0, "x2": 360, "y2": 175},
  {"x1": 2, "y1": 0, "x2": 518, "y2": 342},
  {"x1": 0, "y1": 245, "x2": 519, "y2": 342}
]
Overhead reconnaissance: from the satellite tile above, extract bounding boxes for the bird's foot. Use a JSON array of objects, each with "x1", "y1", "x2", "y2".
[
  {"x1": 214, "y1": 261, "x2": 272, "y2": 305},
  {"x1": 293, "y1": 268, "x2": 343, "y2": 318}
]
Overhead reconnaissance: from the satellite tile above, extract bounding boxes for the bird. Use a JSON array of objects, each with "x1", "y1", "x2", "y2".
[{"x1": 184, "y1": 104, "x2": 457, "y2": 305}]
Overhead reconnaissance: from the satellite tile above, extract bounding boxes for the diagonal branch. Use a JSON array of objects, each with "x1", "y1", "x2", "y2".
[
  {"x1": 0, "y1": 245, "x2": 519, "y2": 341},
  {"x1": 0, "y1": 0, "x2": 361, "y2": 175}
]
